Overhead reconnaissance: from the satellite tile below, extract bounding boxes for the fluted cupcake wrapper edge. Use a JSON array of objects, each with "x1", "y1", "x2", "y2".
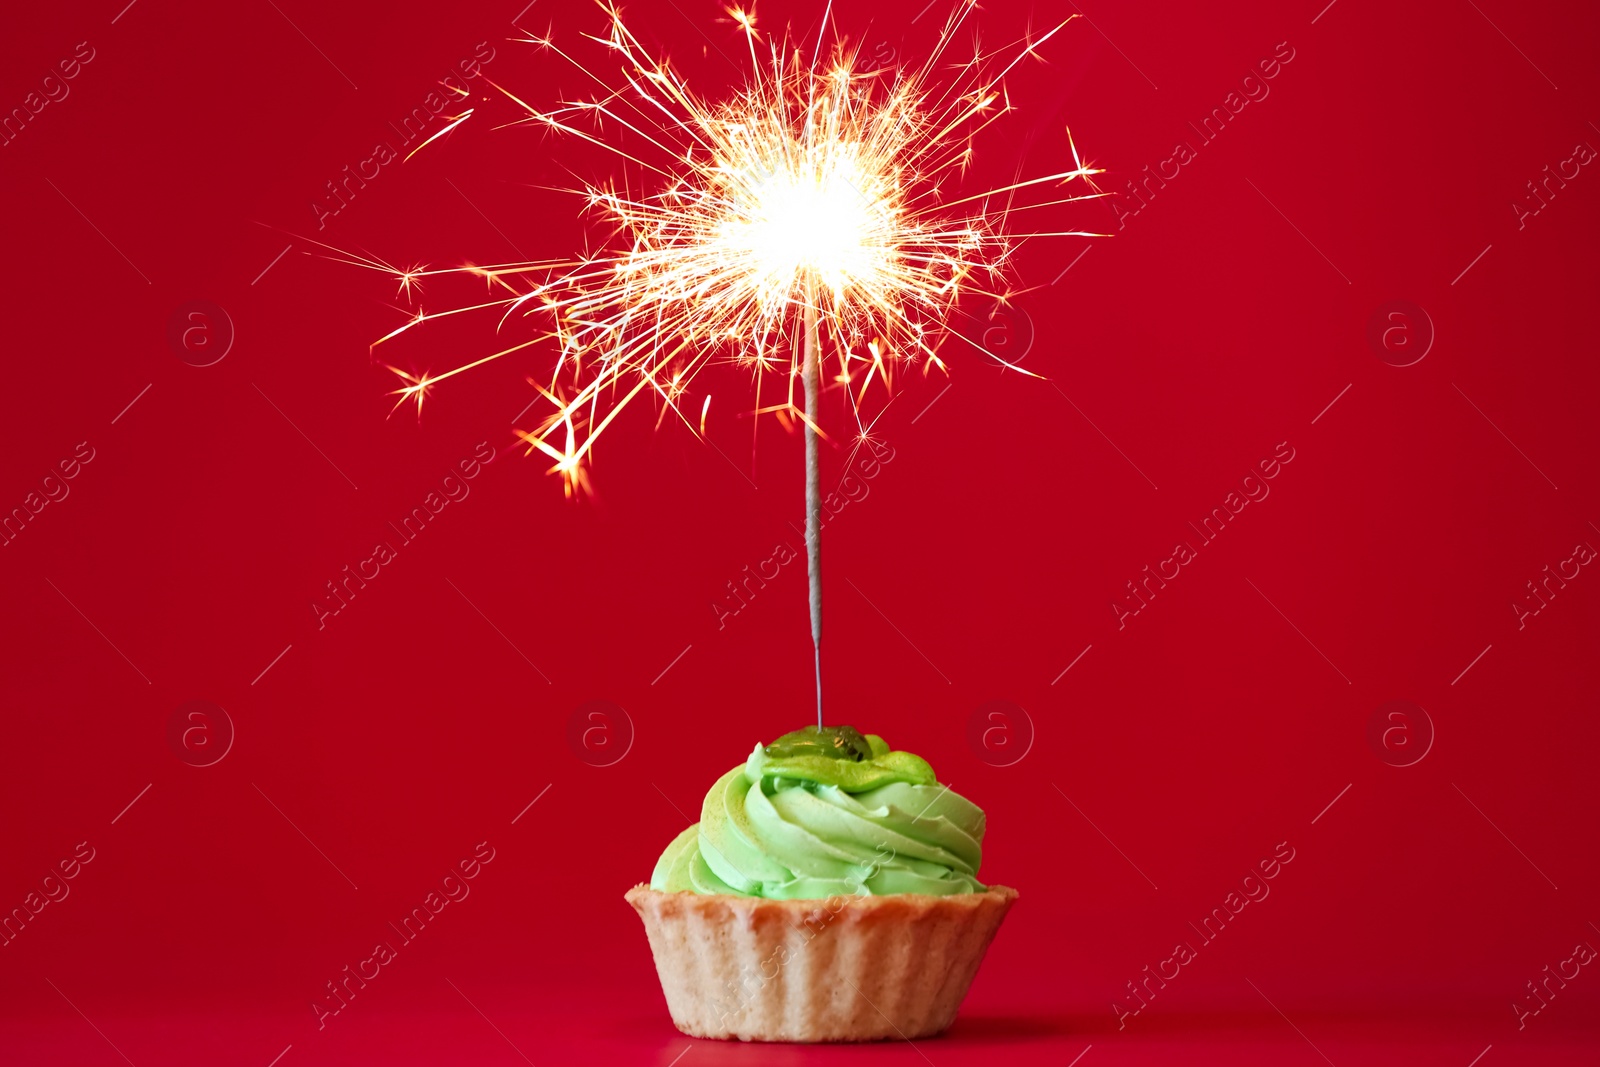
[{"x1": 625, "y1": 884, "x2": 1018, "y2": 1042}]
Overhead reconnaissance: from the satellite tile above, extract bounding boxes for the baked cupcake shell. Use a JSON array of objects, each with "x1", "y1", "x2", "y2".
[{"x1": 625, "y1": 883, "x2": 1018, "y2": 1042}]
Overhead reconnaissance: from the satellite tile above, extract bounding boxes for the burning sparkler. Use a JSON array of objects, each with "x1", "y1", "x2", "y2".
[{"x1": 355, "y1": 1, "x2": 1104, "y2": 726}]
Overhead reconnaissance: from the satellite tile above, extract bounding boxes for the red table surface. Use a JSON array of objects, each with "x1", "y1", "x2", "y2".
[{"x1": 2, "y1": 0, "x2": 1598, "y2": 1064}]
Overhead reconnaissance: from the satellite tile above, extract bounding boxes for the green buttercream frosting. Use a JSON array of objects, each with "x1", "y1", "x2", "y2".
[{"x1": 648, "y1": 729, "x2": 987, "y2": 899}]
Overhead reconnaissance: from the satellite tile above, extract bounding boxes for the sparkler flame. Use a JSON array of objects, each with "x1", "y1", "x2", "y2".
[{"x1": 361, "y1": 0, "x2": 1104, "y2": 494}]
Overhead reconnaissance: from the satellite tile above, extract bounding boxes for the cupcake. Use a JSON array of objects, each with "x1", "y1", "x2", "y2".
[{"x1": 626, "y1": 725, "x2": 1016, "y2": 1042}]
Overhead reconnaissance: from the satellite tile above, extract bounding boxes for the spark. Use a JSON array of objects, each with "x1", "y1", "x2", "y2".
[
  {"x1": 403, "y1": 108, "x2": 475, "y2": 162},
  {"x1": 370, "y1": 1, "x2": 1104, "y2": 493}
]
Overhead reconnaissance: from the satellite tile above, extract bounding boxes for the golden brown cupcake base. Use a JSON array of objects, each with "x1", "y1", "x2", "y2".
[{"x1": 626, "y1": 884, "x2": 1017, "y2": 1042}]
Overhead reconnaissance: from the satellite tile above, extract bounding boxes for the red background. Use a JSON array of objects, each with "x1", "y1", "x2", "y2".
[{"x1": 2, "y1": 0, "x2": 1597, "y2": 1064}]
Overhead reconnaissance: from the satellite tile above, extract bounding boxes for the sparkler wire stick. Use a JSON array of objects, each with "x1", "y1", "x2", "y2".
[
  {"x1": 801, "y1": 288, "x2": 823, "y2": 727},
  {"x1": 344, "y1": 4, "x2": 1107, "y2": 724}
]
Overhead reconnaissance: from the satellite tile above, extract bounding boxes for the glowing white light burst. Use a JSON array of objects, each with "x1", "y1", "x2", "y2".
[
  {"x1": 354, "y1": 0, "x2": 1104, "y2": 495},
  {"x1": 335, "y1": 0, "x2": 1105, "y2": 724}
]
